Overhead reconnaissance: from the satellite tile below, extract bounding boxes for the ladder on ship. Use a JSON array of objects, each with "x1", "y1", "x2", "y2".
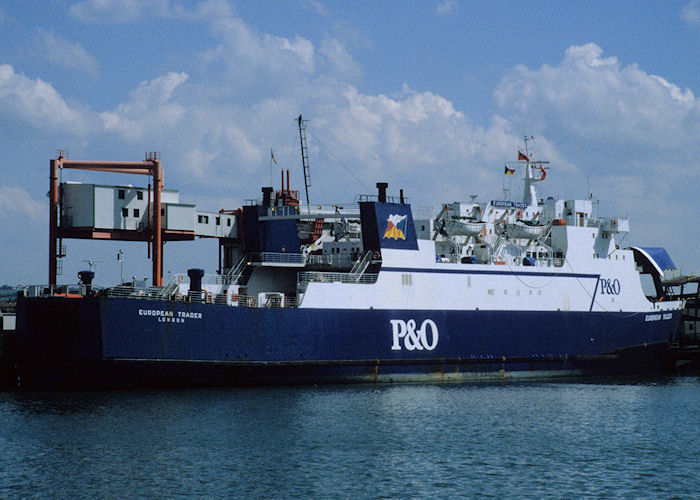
[
  {"x1": 226, "y1": 255, "x2": 248, "y2": 285},
  {"x1": 311, "y1": 218, "x2": 324, "y2": 240},
  {"x1": 159, "y1": 275, "x2": 182, "y2": 299},
  {"x1": 349, "y1": 250, "x2": 374, "y2": 281},
  {"x1": 540, "y1": 220, "x2": 554, "y2": 242}
]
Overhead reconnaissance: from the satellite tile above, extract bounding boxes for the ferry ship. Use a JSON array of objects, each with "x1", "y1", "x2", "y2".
[{"x1": 15, "y1": 144, "x2": 684, "y2": 389}]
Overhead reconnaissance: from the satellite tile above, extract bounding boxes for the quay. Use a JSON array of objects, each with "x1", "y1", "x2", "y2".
[
  {"x1": 665, "y1": 274, "x2": 700, "y2": 370},
  {"x1": 0, "y1": 331, "x2": 17, "y2": 390}
]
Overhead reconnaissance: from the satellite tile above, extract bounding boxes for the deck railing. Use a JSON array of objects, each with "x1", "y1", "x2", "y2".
[
  {"x1": 21, "y1": 284, "x2": 304, "y2": 308},
  {"x1": 19, "y1": 284, "x2": 84, "y2": 297},
  {"x1": 305, "y1": 254, "x2": 346, "y2": 266},
  {"x1": 298, "y1": 272, "x2": 379, "y2": 285},
  {"x1": 256, "y1": 252, "x2": 305, "y2": 264},
  {"x1": 232, "y1": 294, "x2": 299, "y2": 308}
]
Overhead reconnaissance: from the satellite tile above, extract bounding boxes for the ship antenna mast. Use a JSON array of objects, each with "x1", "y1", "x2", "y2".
[
  {"x1": 521, "y1": 135, "x2": 537, "y2": 206},
  {"x1": 298, "y1": 114, "x2": 311, "y2": 212}
]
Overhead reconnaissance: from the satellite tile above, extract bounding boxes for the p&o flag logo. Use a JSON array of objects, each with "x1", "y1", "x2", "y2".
[{"x1": 383, "y1": 214, "x2": 407, "y2": 240}]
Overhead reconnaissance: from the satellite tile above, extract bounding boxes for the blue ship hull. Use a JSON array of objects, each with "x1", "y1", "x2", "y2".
[{"x1": 16, "y1": 295, "x2": 680, "y2": 389}]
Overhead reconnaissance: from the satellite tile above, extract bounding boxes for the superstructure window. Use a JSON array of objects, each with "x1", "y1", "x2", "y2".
[
  {"x1": 122, "y1": 208, "x2": 128, "y2": 217},
  {"x1": 133, "y1": 209, "x2": 139, "y2": 218},
  {"x1": 216, "y1": 217, "x2": 220, "y2": 226},
  {"x1": 198, "y1": 215, "x2": 209, "y2": 224},
  {"x1": 137, "y1": 191, "x2": 143, "y2": 200},
  {"x1": 118, "y1": 189, "x2": 125, "y2": 200}
]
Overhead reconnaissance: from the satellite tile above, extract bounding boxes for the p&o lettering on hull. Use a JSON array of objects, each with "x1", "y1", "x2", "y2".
[
  {"x1": 599, "y1": 278, "x2": 621, "y2": 295},
  {"x1": 390, "y1": 319, "x2": 439, "y2": 351}
]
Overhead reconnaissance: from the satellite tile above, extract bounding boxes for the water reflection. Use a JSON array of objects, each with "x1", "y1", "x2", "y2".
[{"x1": 1, "y1": 377, "x2": 699, "y2": 497}]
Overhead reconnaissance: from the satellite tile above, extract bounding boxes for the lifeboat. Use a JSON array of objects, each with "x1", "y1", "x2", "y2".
[
  {"x1": 505, "y1": 220, "x2": 547, "y2": 240},
  {"x1": 443, "y1": 217, "x2": 486, "y2": 237}
]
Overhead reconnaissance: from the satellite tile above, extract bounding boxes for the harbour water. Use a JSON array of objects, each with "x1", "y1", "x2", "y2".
[{"x1": 2, "y1": 376, "x2": 699, "y2": 498}]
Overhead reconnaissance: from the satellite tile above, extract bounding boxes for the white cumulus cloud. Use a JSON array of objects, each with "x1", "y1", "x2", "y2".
[
  {"x1": 319, "y1": 38, "x2": 362, "y2": 81},
  {"x1": 436, "y1": 0, "x2": 458, "y2": 16},
  {"x1": 682, "y1": 0, "x2": 700, "y2": 26},
  {"x1": 33, "y1": 29, "x2": 99, "y2": 77},
  {"x1": 0, "y1": 186, "x2": 44, "y2": 221},
  {"x1": 69, "y1": 0, "x2": 178, "y2": 23},
  {"x1": 494, "y1": 43, "x2": 700, "y2": 153},
  {"x1": 206, "y1": 15, "x2": 316, "y2": 78},
  {"x1": 99, "y1": 72, "x2": 189, "y2": 139},
  {"x1": 0, "y1": 64, "x2": 90, "y2": 134}
]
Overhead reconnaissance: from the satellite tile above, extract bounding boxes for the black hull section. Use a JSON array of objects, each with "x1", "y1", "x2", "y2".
[{"x1": 17, "y1": 345, "x2": 673, "y2": 391}]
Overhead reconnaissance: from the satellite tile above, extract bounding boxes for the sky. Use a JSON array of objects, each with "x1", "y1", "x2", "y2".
[{"x1": 1, "y1": 0, "x2": 699, "y2": 286}]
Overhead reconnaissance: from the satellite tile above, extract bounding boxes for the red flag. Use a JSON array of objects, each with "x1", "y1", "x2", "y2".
[
  {"x1": 518, "y1": 151, "x2": 529, "y2": 161},
  {"x1": 540, "y1": 165, "x2": 546, "y2": 180}
]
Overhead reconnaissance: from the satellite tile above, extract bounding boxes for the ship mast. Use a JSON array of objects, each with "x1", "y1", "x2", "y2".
[
  {"x1": 522, "y1": 136, "x2": 536, "y2": 206},
  {"x1": 520, "y1": 136, "x2": 548, "y2": 207},
  {"x1": 523, "y1": 135, "x2": 534, "y2": 158},
  {"x1": 297, "y1": 114, "x2": 311, "y2": 212}
]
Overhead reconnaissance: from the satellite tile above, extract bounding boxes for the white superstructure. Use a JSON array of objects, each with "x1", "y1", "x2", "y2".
[{"x1": 298, "y1": 145, "x2": 682, "y2": 316}]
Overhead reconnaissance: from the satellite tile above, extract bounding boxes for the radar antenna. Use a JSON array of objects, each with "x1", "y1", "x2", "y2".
[{"x1": 81, "y1": 259, "x2": 102, "y2": 273}]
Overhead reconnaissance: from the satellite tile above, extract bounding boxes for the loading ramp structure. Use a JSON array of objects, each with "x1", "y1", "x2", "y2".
[{"x1": 49, "y1": 153, "x2": 239, "y2": 287}]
